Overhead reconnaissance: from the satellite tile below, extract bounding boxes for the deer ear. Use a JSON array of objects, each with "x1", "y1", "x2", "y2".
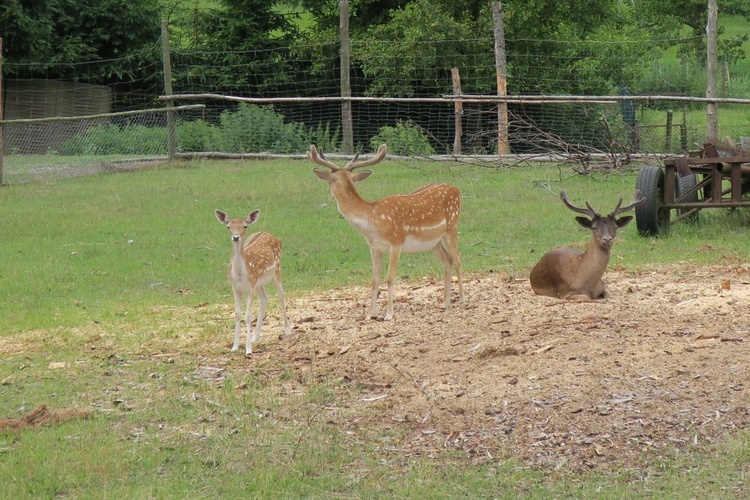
[
  {"x1": 313, "y1": 168, "x2": 334, "y2": 181},
  {"x1": 215, "y1": 210, "x2": 229, "y2": 225},
  {"x1": 247, "y1": 209, "x2": 261, "y2": 225},
  {"x1": 575, "y1": 216, "x2": 593, "y2": 229},
  {"x1": 615, "y1": 215, "x2": 634, "y2": 228},
  {"x1": 351, "y1": 170, "x2": 372, "y2": 182}
]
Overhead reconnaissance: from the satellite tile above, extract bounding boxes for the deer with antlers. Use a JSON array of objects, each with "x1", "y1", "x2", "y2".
[
  {"x1": 214, "y1": 209, "x2": 292, "y2": 354},
  {"x1": 308, "y1": 144, "x2": 464, "y2": 320},
  {"x1": 529, "y1": 191, "x2": 644, "y2": 300}
]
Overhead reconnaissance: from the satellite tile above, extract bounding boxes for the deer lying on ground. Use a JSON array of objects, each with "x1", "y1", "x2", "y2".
[
  {"x1": 308, "y1": 143, "x2": 463, "y2": 320},
  {"x1": 529, "y1": 191, "x2": 644, "y2": 300},
  {"x1": 214, "y1": 209, "x2": 292, "y2": 354}
]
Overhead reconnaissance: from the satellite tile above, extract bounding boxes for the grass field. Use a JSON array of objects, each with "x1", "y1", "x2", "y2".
[
  {"x1": 2, "y1": 158, "x2": 750, "y2": 497},
  {"x1": 3, "y1": 156, "x2": 750, "y2": 334}
]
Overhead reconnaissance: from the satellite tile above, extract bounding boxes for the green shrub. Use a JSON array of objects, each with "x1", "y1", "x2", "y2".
[
  {"x1": 177, "y1": 119, "x2": 223, "y2": 152},
  {"x1": 60, "y1": 123, "x2": 167, "y2": 155},
  {"x1": 219, "y1": 103, "x2": 308, "y2": 153},
  {"x1": 370, "y1": 120, "x2": 435, "y2": 155},
  {"x1": 304, "y1": 122, "x2": 341, "y2": 152}
]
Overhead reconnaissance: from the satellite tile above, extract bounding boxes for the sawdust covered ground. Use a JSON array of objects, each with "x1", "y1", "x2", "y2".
[{"x1": 248, "y1": 264, "x2": 750, "y2": 472}]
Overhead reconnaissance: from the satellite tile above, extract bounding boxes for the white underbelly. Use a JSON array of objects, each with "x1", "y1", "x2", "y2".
[{"x1": 402, "y1": 234, "x2": 442, "y2": 253}]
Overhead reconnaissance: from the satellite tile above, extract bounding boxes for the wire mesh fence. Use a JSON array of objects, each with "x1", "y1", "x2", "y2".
[{"x1": 2, "y1": 24, "x2": 749, "y2": 184}]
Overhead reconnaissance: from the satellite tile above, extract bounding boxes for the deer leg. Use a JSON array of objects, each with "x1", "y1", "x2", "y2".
[
  {"x1": 245, "y1": 290, "x2": 255, "y2": 354},
  {"x1": 444, "y1": 231, "x2": 464, "y2": 303},
  {"x1": 385, "y1": 247, "x2": 403, "y2": 321},
  {"x1": 250, "y1": 287, "x2": 268, "y2": 353},
  {"x1": 232, "y1": 289, "x2": 243, "y2": 352},
  {"x1": 369, "y1": 248, "x2": 384, "y2": 319},
  {"x1": 432, "y1": 245, "x2": 453, "y2": 309},
  {"x1": 274, "y1": 272, "x2": 292, "y2": 338},
  {"x1": 598, "y1": 281, "x2": 611, "y2": 299}
]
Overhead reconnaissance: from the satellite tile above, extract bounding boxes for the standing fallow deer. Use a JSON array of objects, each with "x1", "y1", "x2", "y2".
[
  {"x1": 529, "y1": 191, "x2": 644, "y2": 300},
  {"x1": 214, "y1": 209, "x2": 292, "y2": 354},
  {"x1": 308, "y1": 144, "x2": 464, "y2": 320}
]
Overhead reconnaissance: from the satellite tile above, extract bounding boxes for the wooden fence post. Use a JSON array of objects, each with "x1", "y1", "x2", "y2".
[
  {"x1": 665, "y1": 110, "x2": 673, "y2": 152},
  {"x1": 451, "y1": 68, "x2": 463, "y2": 155},
  {"x1": 161, "y1": 20, "x2": 177, "y2": 161},
  {"x1": 492, "y1": 2, "x2": 509, "y2": 154},
  {"x1": 706, "y1": 0, "x2": 719, "y2": 144},
  {"x1": 339, "y1": 0, "x2": 354, "y2": 153}
]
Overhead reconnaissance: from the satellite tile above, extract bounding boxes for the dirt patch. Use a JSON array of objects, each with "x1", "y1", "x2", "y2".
[
  {"x1": 0, "y1": 404, "x2": 93, "y2": 432},
  {"x1": 247, "y1": 264, "x2": 750, "y2": 471}
]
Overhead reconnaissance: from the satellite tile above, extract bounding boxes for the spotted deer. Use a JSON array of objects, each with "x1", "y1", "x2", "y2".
[
  {"x1": 214, "y1": 209, "x2": 292, "y2": 354},
  {"x1": 308, "y1": 143, "x2": 463, "y2": 320},
  {"x1": 529, "y1": 191, "x2": 644, "y2": 300}
]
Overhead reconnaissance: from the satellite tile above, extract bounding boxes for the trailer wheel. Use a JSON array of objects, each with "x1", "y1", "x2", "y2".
[
  {"x1": 636, "y1": 165, "x2": 670, "y2": 236},
  {"x1": 676, "y1": 172, "x2": 700, "y2": 222}
]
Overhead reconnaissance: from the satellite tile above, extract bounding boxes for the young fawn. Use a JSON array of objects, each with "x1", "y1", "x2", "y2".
[
  {"x1": 529, "y1": 191, "x2": 644, "y2": 300},
  {"x1": 214, "y1": 209, "x2": 292, "y2": 354},
  {"x1": 308, "y1": 143, "x2": 464, "y2": 320}
]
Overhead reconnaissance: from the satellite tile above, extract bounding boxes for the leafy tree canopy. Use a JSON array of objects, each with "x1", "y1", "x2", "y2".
[
  {"x1": 1, "y1": 0, "x2": 161, "y2": 78},
  {"x1": 632, "y1": 0, "x2": 749, "y2": 65}
]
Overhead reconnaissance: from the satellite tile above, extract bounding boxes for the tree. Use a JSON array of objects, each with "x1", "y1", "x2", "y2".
[
  {"x1": 632, "y1": 0, "x2": 750, "y2": 66},
  {"x1": 169, "y1": 0, "x2": 300, "y2": 94},
  {"x1": 353, "y1": 1, "x2": 493, "y2": 96},
  {"x1": 1, "y1": 0, "x2": 161, "y2": 80},
  {"x1": 346, "y1": 0, "x2": 658, "y2": 96}
]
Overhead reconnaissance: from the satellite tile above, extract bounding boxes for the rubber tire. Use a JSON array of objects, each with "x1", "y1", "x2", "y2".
[
  {"x1": 636, "y1": 165, "x2": 670, "y2": 236},
  {"x1": 675, "y1": 172, "x2": 699, "y2": 222}
]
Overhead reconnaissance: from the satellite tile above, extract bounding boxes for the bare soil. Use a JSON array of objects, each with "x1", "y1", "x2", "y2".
[{"x1": 253, "y1": 264, "x2": 750, "y2": 472}]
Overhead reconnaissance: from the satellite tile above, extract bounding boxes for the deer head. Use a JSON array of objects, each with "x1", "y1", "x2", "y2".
[
  {"x1": 308, "y1": 144, "x2": 387, "y2": 197},
  {"x1": 215, "y1": 209, "x2": 260, "y2": 243},
  {"x1": 560, "y1": 190, "x2": 643, "y2": 250}
]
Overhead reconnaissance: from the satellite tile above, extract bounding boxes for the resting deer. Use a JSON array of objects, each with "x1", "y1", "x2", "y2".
[
  {"x1": 308, "y1": 144, "x2": 463, "y2": 320},
  {"x1": 214, "y1": 209, "x2": 292, "y2": 354},
  {"x1": 529, "y1": 191, "x2": 644, "y2": 300}
]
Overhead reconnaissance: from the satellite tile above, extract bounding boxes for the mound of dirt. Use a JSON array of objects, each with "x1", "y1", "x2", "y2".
[{"x1": 253, "y1": 264, "x2": 750, "y2": 471}]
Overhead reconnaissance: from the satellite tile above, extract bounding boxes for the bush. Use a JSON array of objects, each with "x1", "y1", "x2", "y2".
[
  {"x1": 60, "y1": 123, "x2": 167, "y2": 155},
  {"x1": 59, "y1": 105, "x2": 343, "y2": 156},
  {"x1": 219, "y1": 103, "x2": 308, "y2": 153},
  {"x1": 304, "y1": 122, "x2": 341, "y2": 153},
  {"x1": 370, "y1": 120, "x2": 435, "y2": 156},
  {"x1": 177, "y1": 119, "x2": 222, "y2": 153}
]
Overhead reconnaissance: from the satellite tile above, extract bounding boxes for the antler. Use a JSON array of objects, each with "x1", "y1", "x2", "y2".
[
  {"x1": 610, "y1": 189, "x2": 645, "y2": 217},
  {"x1": 560, "y1": 191, "x2": 598, "y2": 217},
  {"x1": 345, "y1": 144, "x2": 388, "y2": 171},
  {"x1": 307, "y1": 144, "x2": 340, "y2": 171}
]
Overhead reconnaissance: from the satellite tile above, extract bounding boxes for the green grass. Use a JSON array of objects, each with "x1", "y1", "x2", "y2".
[
  {"x1": 3, "y1": 159, "x2": 750, "y2": 497},
  {"x1": 3, "y1": 157, "x2": 750, "y2": 334}
]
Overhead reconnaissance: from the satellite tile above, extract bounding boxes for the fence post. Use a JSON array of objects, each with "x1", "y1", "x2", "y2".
[
  {"x1": 706, "y1": 0, "x2": 719, "y2": 144},
  {"x1": 492, "y1": 2, "x2": 509, "y2": 154},
  {"x1": 665, "y1": 109, "x2": 673, "y2": 152},
  {"x1": 451, "y1": 68, "x2": 463, "y2": 155},
  {"x1": 161, "y1": 20, "x2": 177, "y2": 161},
  {"x1": 681, "y1": 105, "x2": 688, "y2": 152},
  {"x1": 339, "y1": 0, "x2": 354, "y2": 153}
]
